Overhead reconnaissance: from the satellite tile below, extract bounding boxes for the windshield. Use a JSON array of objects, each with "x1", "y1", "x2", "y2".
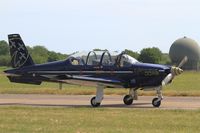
[
  {"x1": 119, "y1": 54, "x2": 139, "y2": 67},
  {"x1": 123, "y1": 54, "x2": 138, "y2": 64}
]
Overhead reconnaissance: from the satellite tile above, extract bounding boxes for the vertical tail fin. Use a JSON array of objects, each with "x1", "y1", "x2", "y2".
[{"x1": 8, "y1": 34, "x2": 34, "y2": 68}]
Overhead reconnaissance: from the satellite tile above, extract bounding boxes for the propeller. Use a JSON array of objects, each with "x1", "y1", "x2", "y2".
[
  {"x1": 178, "y1": 56, "x2": 188, "y2": 68},
  {"x1": 162, "y1": 56, "x2": 188, "y2": 86}
]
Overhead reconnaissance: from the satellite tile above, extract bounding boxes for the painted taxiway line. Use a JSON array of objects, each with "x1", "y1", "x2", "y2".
[{"x1": 0, "y1": 94, "x2": 200, "y2": 110}]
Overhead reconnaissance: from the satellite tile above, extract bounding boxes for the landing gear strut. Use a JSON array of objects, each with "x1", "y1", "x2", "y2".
[
  {"x1": 123, "y1": 89, "x2": 138, "y2": 105},
  {"x1": 59, "y1": 82, "x2": 63, "y2": 90},
  {"x1": 152, "y1": 86, "x2": 163, "y2": 107},
  {"x1": 90, "y1": 84, "x2": 104, "y2": 107}
]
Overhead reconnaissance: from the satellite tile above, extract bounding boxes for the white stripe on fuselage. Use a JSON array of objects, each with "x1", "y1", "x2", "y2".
[
  {"x1": 71, "y1": 75, "x2": 121, "y2": 83},
  {"x1": 29, "y1": 71, "x2": 133, "y2": 74}
]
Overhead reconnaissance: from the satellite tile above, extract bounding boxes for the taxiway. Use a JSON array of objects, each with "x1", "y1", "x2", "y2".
[{"x1": 0, "y1": 94, "x2": 199, "y2": 110}]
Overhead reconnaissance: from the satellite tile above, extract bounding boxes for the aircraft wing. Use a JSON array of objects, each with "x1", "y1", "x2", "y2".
[{"x1": 29, "y1": 71, "x2": 123, "y2": 87}]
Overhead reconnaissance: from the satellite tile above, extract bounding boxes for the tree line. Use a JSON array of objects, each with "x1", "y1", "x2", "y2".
[
  {"x1": 0, "y1": 40, "x2": 171, "y2": 66},
  {"x1": 0, "y1": 40, "x2": 67, "y2": 66},
  {"x1": 124, "y1": 48, "x2": 171, "y2": 65}
]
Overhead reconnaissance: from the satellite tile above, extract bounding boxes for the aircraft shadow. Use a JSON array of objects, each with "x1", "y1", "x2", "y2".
[{"x1": 0, "y1": 102, "x2": 153, "y2": 109}]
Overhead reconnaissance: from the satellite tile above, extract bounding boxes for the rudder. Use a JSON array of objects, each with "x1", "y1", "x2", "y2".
[{"x1": 8, "y1": 34, "x2": 34, "y2": 68}]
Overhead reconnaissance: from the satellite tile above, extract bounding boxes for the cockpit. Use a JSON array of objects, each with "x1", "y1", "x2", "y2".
[{"x1": 67, "y1": 50, "x2": 139, "y2": 67}]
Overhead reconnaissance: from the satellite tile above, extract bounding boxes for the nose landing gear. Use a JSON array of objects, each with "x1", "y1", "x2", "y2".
[{"x1": 152, "y1": 86, "x2": 163, "y2": 107}]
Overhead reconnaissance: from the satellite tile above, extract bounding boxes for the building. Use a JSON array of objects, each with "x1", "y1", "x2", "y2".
[{"x1": 169, "y1": 37, "x2": 200, "y2": 70}]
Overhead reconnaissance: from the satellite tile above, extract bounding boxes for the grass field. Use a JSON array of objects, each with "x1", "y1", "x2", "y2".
[
  {"x1": 1, "y1": 67, "x2": 200, "y2": 96},
  {"x1": 1, "y1": 67, "x2": 200, "y2": 133},
  {"x1": 0, "y1": 106, "x2": 200, "y2": 133}
]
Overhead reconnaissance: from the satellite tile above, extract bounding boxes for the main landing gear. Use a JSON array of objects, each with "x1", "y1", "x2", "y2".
[
  {"x1": 123, "y1": 95, "x2": 133, "y2": 105},
  {"x1": 90, "y1": 84, "x2": 104, "y2": 107},
  {"x1": 90, "y1": 97, "x2": 101, "y2": 107},
  {"x1": 123, "y1": 89, "x2": 138, "y2": 105}
]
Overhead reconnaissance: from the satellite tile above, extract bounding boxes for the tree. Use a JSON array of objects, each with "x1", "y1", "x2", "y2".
[
  {"x1": 0, "y1": 41, "x2": 10, "y2": 66},
  {"x1": 124, "y1": 49, "x2": 139, "y2": 59},
  {"x1": 48, "y1": 51, "x2": 59, "y2": 62},
  {"x1": 0, "y1": 55, "x2": 10, "y2": 66},
  {"x1": 0, "y1": 41, "x2": 9, "y2": 55},
  {"x1": 138, "y1": 47, "x2": 162, "y2": 64},
  {"x1": 48, "y1": 51, "x2": 67, "y2": 62},
  {"x1": 31, "y1": 46, "x2": 49, "y2": 64},
  {"x1": 160, "y1": 53, "x2": 171, "y2": 65}
]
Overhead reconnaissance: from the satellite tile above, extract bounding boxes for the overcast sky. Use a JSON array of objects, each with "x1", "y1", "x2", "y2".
[{"x1": 0, "y1": 0, "x2": 200, "y2": 54}]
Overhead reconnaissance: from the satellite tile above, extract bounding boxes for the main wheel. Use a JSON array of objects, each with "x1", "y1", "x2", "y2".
[
  {"x1": 123, "y1": 95, "x2": 133, "y2": 105},
  {"x1": 152, "y1": 98, "x2": 161, "y2": 107},
  {"x1": 90, "y1": 97, "x2": 101, "y2": 107}
]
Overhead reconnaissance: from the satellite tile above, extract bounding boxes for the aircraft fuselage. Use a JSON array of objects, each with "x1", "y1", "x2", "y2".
[{"x1": 5, "y1": 59, "x2": 171, "y2": 89}]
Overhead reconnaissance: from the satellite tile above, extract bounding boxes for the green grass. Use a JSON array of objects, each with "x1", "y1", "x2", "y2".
[
  {"x1": 1, "y1": 67, "x2": 200, "y2": 96},
  {"x1": 1, "y1": 66, "x2": 200, "y2": 132},
  {"x1": 0, "y1": 106, "x2": 199, "y2": 133},
  {"x1": 164, "y1": 71, "x2": 200, "y2": 96}
]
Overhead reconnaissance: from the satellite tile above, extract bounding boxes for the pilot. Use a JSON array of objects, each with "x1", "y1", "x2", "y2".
[
  {"x1": 71, "y1": 57, "x2": 85, "y2": 65},
  {"x1": 71, "y1": 58, "x2": 79, "y2": 65}
]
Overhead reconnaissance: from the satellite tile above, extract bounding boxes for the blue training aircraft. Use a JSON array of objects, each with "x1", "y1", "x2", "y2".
[{"x1": 4, "y1": 34, "x2": 187, "y2": 107}]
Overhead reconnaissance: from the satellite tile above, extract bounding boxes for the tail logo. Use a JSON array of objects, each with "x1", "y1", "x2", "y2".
[{"x1": 9, "y1": 39, "x2": 29, "y2": 68}]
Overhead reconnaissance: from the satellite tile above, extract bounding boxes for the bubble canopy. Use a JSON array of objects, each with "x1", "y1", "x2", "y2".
[{"x1": 67, "y1": 51, "x2": 139, "y2": 67}]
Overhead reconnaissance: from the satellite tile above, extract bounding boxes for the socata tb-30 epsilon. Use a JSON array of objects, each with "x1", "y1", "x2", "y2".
[{"x1": 4, "y1": 34, "x2": 187, "y2": 107}]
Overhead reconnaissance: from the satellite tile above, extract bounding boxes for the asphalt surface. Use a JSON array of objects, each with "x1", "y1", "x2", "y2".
[{"x1": 0, "y1": 94, "x2": 200, "y2": 110}]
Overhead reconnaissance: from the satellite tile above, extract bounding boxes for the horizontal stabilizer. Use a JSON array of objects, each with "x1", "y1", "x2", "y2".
[{"x1": 7, "y1": 76, "x2": 41, "y2": 85}]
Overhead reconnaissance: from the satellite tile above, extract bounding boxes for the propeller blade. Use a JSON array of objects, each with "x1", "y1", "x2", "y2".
[
  {"x1": 178, "y1": 56, "x2": 188, "y2": 68},
  {"x1": 162, "y1": 73, "x2": 173, "y2": 86}
]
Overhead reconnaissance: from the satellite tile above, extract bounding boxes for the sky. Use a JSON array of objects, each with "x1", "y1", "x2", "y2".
[{"x1": 0, "y1": 0, "x2": 200, "y2": 54}]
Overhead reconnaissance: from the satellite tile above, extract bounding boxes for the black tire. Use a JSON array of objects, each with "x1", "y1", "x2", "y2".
[
  {"x1": 123, "y1": 95, "x2": 133, "y2": 105},
  {"x1": 152, "y1": 98, "x2": 161, "y2": 107},
  {"x1": 90, "y1": 97, "x2": 101, "y2": 107}
]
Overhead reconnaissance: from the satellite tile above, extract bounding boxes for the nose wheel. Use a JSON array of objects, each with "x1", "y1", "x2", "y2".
[
  {"x1": 152, "y1": 98, "x2": 161, "y2": 107},
  {"x1": 152, "y1": 86, "x2": 163, "y2": 107}
]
